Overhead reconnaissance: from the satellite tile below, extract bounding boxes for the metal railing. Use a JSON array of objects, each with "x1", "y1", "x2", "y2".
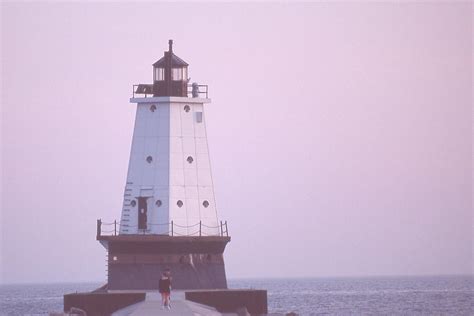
[
  {"x1": 188, "y1": 84, "x2": 209, "y2": 99},
  {"x1": 132, "y1": 84, "x2": 152, "y2": 98},
  {"x1": 97, "y1": 219, "x2": 228, "y2": 238},
  {"x1": 131, "y1": 84, "x2": 209, "y2": 99}
]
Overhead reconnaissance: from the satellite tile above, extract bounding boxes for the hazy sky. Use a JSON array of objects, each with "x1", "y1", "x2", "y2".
[{"x1": 1, "y1": 2, "x2": 472, "y2": 284}]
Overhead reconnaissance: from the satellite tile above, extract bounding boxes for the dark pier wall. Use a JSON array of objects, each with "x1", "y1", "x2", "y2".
[
  {"x1": 64, "y1": 292, "x2": 145, "y2": 316},
  {"x1": 108, "y1": 255, "x2": 227, "y2": 290},
  {"x1": 99, "y1": 235, "x2": 230, "y2": 290}
]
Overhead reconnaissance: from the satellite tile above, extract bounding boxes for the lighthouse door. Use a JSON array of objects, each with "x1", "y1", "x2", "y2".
[{"x1": 137, "y1": 197, "x2": 149, "y2": 230}]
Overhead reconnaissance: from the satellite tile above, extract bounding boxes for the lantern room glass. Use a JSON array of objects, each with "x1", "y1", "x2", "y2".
[
  {"x1": 172, "y1": 67, "x2": 187, "y2": 81},
  {"x1": 154, "y1": 68, "x2": 165, "y2": 81}
]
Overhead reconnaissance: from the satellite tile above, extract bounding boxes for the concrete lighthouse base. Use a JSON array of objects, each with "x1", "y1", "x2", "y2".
[{"x1": 97, "y1": 235, "x2": 231, "y2": 290}]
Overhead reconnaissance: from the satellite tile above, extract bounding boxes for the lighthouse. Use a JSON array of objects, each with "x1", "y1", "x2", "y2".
[
  {"x1": 96, "y1": 40, "x2": 230, "y2": 290},
  {"x1": 120, "y1": 40, "x2": 219, "y2": 237}
]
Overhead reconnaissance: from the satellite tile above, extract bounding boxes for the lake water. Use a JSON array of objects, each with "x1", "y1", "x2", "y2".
[{"x1": 0, "y1": 275, "x2": 472, "y2": 315}]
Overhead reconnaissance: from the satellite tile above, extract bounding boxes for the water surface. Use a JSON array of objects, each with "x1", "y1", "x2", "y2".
[{"x1": 0, "y1": 275, "x2": 472, "y2": 315}]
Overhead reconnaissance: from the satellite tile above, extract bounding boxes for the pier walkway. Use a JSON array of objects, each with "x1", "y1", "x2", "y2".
[{"x1": 111, "y1": 291, "x2": 226, "y2": 316}]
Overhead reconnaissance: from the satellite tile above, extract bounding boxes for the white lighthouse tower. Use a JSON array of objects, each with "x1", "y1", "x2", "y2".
[
  {"x1": 97, "y1": 40, "x2": 230, "y2": 290},
  {"x1": 119, "y1": 40, "x2": 219, "y2": 237}
]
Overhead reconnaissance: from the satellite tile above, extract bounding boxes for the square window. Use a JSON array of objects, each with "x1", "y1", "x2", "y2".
[{"x1": 196, "y1": 112, "x2": 203, "y2": 123}]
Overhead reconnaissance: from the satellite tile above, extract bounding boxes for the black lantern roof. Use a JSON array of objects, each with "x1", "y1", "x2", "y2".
[
  {"x1": 153, "y1": 53, "x2": 188, "y2": 67},
  {"x1": 153, "y1": 40, "x2": 188, "y2": 68}
]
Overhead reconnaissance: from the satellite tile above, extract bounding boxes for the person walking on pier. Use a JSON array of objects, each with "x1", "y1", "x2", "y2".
[{"x1": 159, "y1": 270, "x2": 172, "y2": 310}]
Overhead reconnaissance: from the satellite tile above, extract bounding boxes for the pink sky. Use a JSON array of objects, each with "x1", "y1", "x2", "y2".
[{"x1": 1, "y1": 2, "x2": 472, "y2": 283}]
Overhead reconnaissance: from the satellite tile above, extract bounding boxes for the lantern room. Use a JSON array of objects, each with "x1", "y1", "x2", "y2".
[{"x1": 152, "y1": 39, "x2": 189, "y2": 97}]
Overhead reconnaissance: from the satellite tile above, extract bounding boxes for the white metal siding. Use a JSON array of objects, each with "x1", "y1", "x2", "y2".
[{"x1": 120, "y1": 97, "x2": 219, "y2": 236}]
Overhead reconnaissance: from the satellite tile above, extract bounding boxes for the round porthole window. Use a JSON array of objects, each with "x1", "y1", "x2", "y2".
[
  {"x1": 203, "y1": 200, "x2": 209, "y2": 208},
  {"x1": 150, "y1": 105, "x2": 157, "y2": 112},
  {"x1": 184, "y1": 105, "x2": 190, "y2": 112},
  {"x1": 146, "y1": 156, "x2": 153, "y2": 163},
  {"x1": 130, "y1": 200, "x2": 137, "y2": 207},
  {"x1": 187, "y1": 156, "x2": 194, "y2": 164},
  {"x1": 177, "y1": 200, "x2": 183, "y2": 208},
  {"x1": 156, "y1": 200, "x2": 162, "y2": 207}
]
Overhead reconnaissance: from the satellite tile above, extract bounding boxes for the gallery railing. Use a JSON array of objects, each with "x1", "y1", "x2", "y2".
[
  {"x1": 97, "y1": 219, "x2": 228, "y2": 238},
  {"x1": 131, "y1": 84, "x2": 209, "y2": 99}
]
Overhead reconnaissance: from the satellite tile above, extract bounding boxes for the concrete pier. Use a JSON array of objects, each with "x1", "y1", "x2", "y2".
[{"x1": 112, "y1": 292, "x2": 223, "y2": 316}]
